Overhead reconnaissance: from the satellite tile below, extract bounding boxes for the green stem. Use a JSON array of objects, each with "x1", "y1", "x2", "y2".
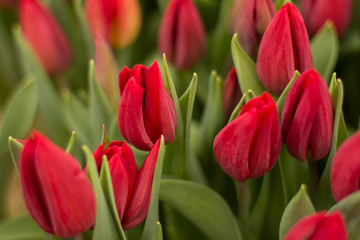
[
  {"x1": 277, "y1": 160, "x2": 289, "y2": 206},
  {"x1": 307, "y1": 160, "x2": 319, "y2": 200},
  {"x1": 233, "y1": 180, "x2": 249, "y2": 223}
]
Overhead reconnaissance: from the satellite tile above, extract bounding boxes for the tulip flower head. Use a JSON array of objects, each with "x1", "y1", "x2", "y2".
[
  {"x1": 256, "y1": 3, "x2": 313, "y2": 95},
  {"x1": 331, "y1": 131, "x2": 360, "y2": 202},
  {"x1": 284, "y1": 211, "x2": 347, "y2": 240},
  {"x1": 85, "y1": 0, "x2": 141, "y2": 48},
  {"x1": 92, "y1": 139, "x2": 161, "y2": 230},
  {"x1": 20, "y1": 0, "x2": 72, "y2": 76},
  {"x1": 281, "y1": 68, "x2": 333, "y2": 162},
  {"x1": 229, "y1": 0, "x2": 275, "y2": 57},
  {"x1": 118, "y1": 61, "x2": 177, "y2": 151},
  {"x1": 222, "y1": 67, "x2": 242, "y2": 120},
  {"x1": 19, "y1": 132, "x2": 96, "y2": 238},
  {"x1": 158, "y1": 0, "x2": 206, "y2": 70},
  {"x1": 213, "y1": 92, "x2": 281, "y2": 182},
  {"x1": 300, "y1": 0, "x2": 352, "y2": 36}
]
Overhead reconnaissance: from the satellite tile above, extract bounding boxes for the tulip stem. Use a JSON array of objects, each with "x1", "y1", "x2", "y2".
[
  {"x1": 234, "y1": 180, "x2": 249, "y2": 223},
  {"x1": 74, "y1": 235, "x2": 84, "y2": 240},
  {"x1": 307, "y1": 160, "x2": 319, "y2": 200}
]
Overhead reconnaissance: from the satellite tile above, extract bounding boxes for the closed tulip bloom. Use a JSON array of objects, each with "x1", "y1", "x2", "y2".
[
  {"x1": 20, "y1": 0, "x2": 72, "y2": 76},
  {"x1": 229, "y1": 0, "x2": 275, "y2": 57},
  {"x1": 331, "y1": 131, "x2": 360, "y2": 202},
  {"x1": 284, "y1": 211, "x2": 347, "y2": 240},
  {"x1": 20, "y1": 132, "x2": 96, "y2": 238},
  {"x1": 281, "y1": 69, "x2": 333, "y2": 162},
  {"x1": 300, "y1": 0, "x2": 352, "y2": 36},
  {"x1": 222, "y1": 67, "x2": 242, "y2": 120},
  {"x1": 92, "y1": 139, "x2": 161, "y2": 230},
  {"x1": 213, "y1": 92, "x2": 281, "y2": 182},
  {"x1": 118, "y1": 61, "x2": 177, "y2": 151},
  {"x1": 257, "y1": 3, "x2": 313, "y2": 95},
  {"x1": 159, "y1": 0, "x2": 206, "y2": 70},
  {"x1": 86, "y1": 0, "x2": 141, "y2": 49}
]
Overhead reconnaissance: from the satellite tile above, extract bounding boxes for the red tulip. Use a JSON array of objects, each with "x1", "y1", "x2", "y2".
[
  {"x1": 331, "y1": 131, "x2": 360, "y2": 202},
  {"x1": 20, "y1": 0, "x2": 72, "y2": 76},
  {"x1": 222, "y1": 67, "x2": 242, "y2": 120},
  {"x1": 284, "y1": 211, "x2": 347, "y2": 240},
  {"x1": 0, "y1": 0, "x2": 17, "y2": 8},
  {"x1": 158, "y1": 0, "x2": 206, "y2": 70},
  {"x1": 92, "y1": 139, "x2": 161, "y2": 230},
  {"x1": 118, "y1": 61, "x2": 177, "y2": 151},
  {"x1": 19, "y1": 132, "x2": 96, "y2": 238},
  {"x1": 85, "y1": 0, "x2": 141, "y2": 48},
  {"x1": 213, "y1": 92, "x2": 281, "y2": 182},
  {"x1": 281, "y1": 68, "x2": 333, "y2": 162},
  {"x1": 229, "y1": 0, "x2": 275, "y2": 57},
  {"x1": 256, "y1": 3, "x2": 312, "y2": 95},
  {"x1": 300, "y1": 0, "x2": 352, "y2": 36}
]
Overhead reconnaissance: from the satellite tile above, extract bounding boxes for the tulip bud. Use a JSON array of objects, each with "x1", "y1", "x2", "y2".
[
  {"x1": 158, "y1": 0, "x2": 206, "y2": 70},
  {"x1": 19, "y1": 132, "x2": 96, "y2": 238},
  {"x1": 222, "y1": 67, "x2": 242, "y2": 120},
  {"x1": 92, "y1": 139, "x2": 161, "y2": 230},
  {"x1": 213, "y1": 92, "x2": 281, "y2": 182},
  {"x1": 300, "y1": 0, "x2": 352, "y2": 36},
  {"x1": 229, "y1": 0, "x2": 275, "y2": 57},
  {"x1": 118, "y1": 61, "x2": 177, "y2": 151},
  {"x1": 284, "y1": 211, "x2": 347, "y2": 240},
  {"x1": 256, "y1": 3, "x2": 313, "y2": 95},
  {"x1": 331, "y1": 131, "x2": 360, "y2": 202},
  {"x1": 281, "y1": 68, "x2": 333, "y2": 162},
  {"x1": 85, "y1": 0, "x2": 141, "y2": 49},
  {"x1": 20, "y1": 0, "x2": 72, "y2": 76}
]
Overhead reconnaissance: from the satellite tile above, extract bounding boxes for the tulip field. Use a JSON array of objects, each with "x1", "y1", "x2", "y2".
[{"x1": 0, "y1": 0, "x2": 360, "y2": 239}]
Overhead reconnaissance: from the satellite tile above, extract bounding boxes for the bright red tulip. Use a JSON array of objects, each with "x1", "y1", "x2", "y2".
[
  {"x1": 331, "y1": 131, "x2": 360, "y2": 202},
  {"x1": 281, "y1": 69, "x2": 333, "y2": 162},
  {"x1": 20, "y1": 0, "x2": 72, "y2": 76},
  {"x1": 85, "y1": 0, "x2": 141, "y2": 49},
  {"x1": 300, "y1": 0, "x2": 352, "y2": 36},
  {"x1": 284, "y1": 211, "x2": 347, "y2": 240},
  {"x1": 118, "y1": 61, "x2": 177, "y2": 151},
  {"x1": 19, "y1": 132, "x2": 96, "y2": 238},
  {"x1": 222, "y1": 67, "x2": 242, "y2": 120},
  {"x1": 92, "y1": 139, "x2": 161, "y2": 230},
  {"x1": 158, "y1": 0, "x2": 206, "y2": 70},
  {"x1": 213, "y1": 92, "x2": 281, "y2": 182},
  {"x1": 257, "y1": 3, "x2": 313, "y2": 95},
  {"x1": 229, "y1": 0, "x2": 275, "y2": 57}
]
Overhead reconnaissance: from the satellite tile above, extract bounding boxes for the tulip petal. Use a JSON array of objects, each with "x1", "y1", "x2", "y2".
[{"x1": 284, "y1": 212, "x2": 325, "y2": 240}]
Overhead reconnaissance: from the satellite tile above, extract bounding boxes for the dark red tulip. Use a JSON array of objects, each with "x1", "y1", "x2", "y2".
[
  {"x1": 213, "y1": 92, "x2": 281, "y2": 182},
  {"x1": 229, "y1": 0, "x2": 275, "y2": 57},
  {"x1": 222, "y1": 67, "x2": 242, "y2": 120},
  {"x1": 331, "y1": 131, "x2": 360, "y2": 202},
  {"x1": 281, "y1": 68, "x2": 333, "y2": 162},
  {"x1": 284, "y1": 211, "x2": 347, "y2": 240},
  {"x1": 257, "y1": 3, "x2": 313, "y2": 95},
  {"x1": 118, "y1": 61, "x2": 177, "y2": 151},
  {"x1": 300, "y1": 0, "x2": 352, "y2": 36},
  {"x1": 158, "y1": 0, "x2": 206, "y2": 70},
  {"x1": 20, "y1": 0, "x2": 72, "y2": 76},
  {"x1": 92, "y1": 139, "x2": 161, "y2": 230},
  {"x1": 20, "y1": 132, "x2": 96, "y2": 237}
]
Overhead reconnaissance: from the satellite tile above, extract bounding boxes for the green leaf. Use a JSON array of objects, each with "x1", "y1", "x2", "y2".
[
  {"x1": 0, "y1": 77, "x2": 37, "y2": 154},
  {"x1": 8, "y1": 136, "x2": 24, "y2": 173},
  {"x1": 152, "y1": 222, "x2": 163, "y2": 240},
  {"x1": 279, "y1": 184, "x2": 315, "y2": 240},
  {"x1": 231, "y1": 34, "x2": 265, "y2": 95},
  {"x1": 275, "y1": 0, "x2": 292, "y2": 10},
  {"x1": 329, "y1": 191, "x2": 360, "y2": 240},
  {"x1": 141, "y1": 137, "x2": 165, "y2": 240},
  {"x1": 65, "y1": 131, "x2": 76, "y2": 154},
  {"x1": 159, "y1": 179, "x2": 242, "y2": 240},
  {"x1": 0, "y1": 215, "x2": 46, "y2": 240},
  {"x1": 82, "y1": 145, "x2": 122, "y2": 240},
  {"x1": 310, "y1": 22, "x2": 339, "y2": 83},
  {"x1": 276, "y1": 71, "x2": 300, "y2": 119},
  {"x1": 228, "y1": 93, "x2": 246, "y2": 123}
]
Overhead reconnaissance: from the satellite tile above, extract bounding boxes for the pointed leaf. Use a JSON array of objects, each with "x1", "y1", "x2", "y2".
[
  {"x1": 152, "y1": 222, "x2": 163, "y2": 240},
  {"x1": 276, "y1": 71, "x2": 300, "y2": 119},
  {"x1": 65, "y1": 131, "x2": 76, "y2": 154},
  {"x1": 8, "y1": 137, "x2": 24, "y2": 173}
]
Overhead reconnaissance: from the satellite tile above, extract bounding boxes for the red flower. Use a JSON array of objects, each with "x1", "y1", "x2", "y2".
[
  {"x1": 331, "y1": 131, "x2": 360, "y2": 202},
  {"x1": 92, "y1": 139, "x2": 161, "y2": 230},
  {"x1": 281, "y1": 68, "x2": 333, "y2": 162},
  {"x1": 300, "y1": 0, "x2": 352, "y2": 36},
  {"x1": 284, "y1": 211, "x2": 347, "y2": 240},
  {"x1": 256, "y1": 3, "x2": 312, "y2": 95},
  {"x1": 20, "y1": 132, "x2": 96, "y2": 238},
  {"x1": 222, "y1": 67, "x2": 242, "y2": 120},
  {"x1": 20, "y1": 0, "x2": 72, "y2": 76},
  {"x1": 118, "y1": 61, "x2": 177, "y2": 150},
  {"x1": 213, "y1": 92, "x2": 281, "y2": 182},
  {"x1": 158, "y1": 0, "x2": 206, "y2": 70}
]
